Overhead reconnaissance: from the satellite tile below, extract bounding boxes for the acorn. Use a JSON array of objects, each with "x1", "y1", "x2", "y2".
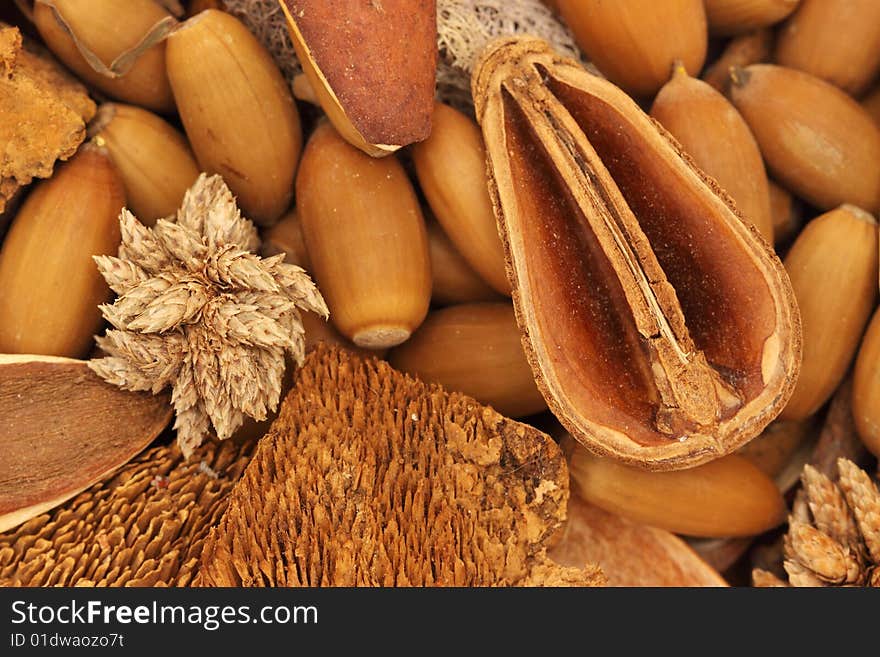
[
  {"x1": 704, "y1": 0, "x2": 800, "y2": 36},
  {"x1": 412, "y1": 102, "x2": 510, "y2": 295},
  {"x1": 166, "y1": 9, "x2": 302, "y2": 226},
  {"x1": 33, "y1": 0, "x2": 175, "y2": 113},
  {"x1": 555, "y1": 0, "x2": 707, "y2": 97},
  {"x1": 651, "y1": 63, "x2": 773, "y2": 241},
  {"x1": 701, "y1": 28, "x2": 772, "y2": 91},
  {"x1": 775, "y1": 0, "x2": 880, "y2": 96},
  {"x1": 88, "y1": 103, "x2": 199, "y2": 226},
  {"x1": 737, "y1": 419, "x2": 813, "y2": 478},
  {"x1": 388, "y1": 303, "x2": 547, "y2": 418},
  {"x1": 728, "y1": 64, "x2": 880, "y2": 213},
  {"x1": 853, "y1": 308, "x2": 880, "y2": 458},
  {"x1": 0, "y1": 145, "x2": 124, "y2": 357},
  {"x1": 781, "y1": 205, "x2": 878, "y2": 421},
  {"x1": 260, "y1": 208, "x2": 311, "y2": 271},
  {"x1": 568, "y1": 443, "x2": 786, "y2": 538},
  {"x1": 767, "y1": 179, "x2": 802, "y2": 246},
  {"x1": 296, "y1": 122, "x2": 431, "y2": 349},
  {"x1": 426, "y1": 220, "x2": 502, "y2": 306}
]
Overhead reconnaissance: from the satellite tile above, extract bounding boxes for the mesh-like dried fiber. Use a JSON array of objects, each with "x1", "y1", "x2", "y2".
[
  {"x1": 0, "y1": 437, "x2": 255, "y2": 587},
  {"x1": 195, "y1": 345, "x2": 603, "y2": 586},
  {"x1": 219, "y1": 0, "x2": 579, "y2": 110}
]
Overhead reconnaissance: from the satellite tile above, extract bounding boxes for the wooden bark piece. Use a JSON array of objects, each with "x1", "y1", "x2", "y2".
[{"x1": 0, "y1": 355, "x2": 171, "y2": 532}]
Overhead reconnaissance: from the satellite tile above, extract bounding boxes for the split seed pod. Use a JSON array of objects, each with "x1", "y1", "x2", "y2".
[
  {"x1": 728, "y1": 65, "x2": 880, "y2": 213},
  {"x1": 775, "y1": 0, "x2": 880, "y2": 96},
  {"x1": 412, "y1": 102, "x2": 510, "y2": 295},
  {"x1": 278, "y1": 0, "x2": 436, "y2": 157},
  {"x1": 853, "y1": 308, "x2": 880, "y2": 458},
  {"x1": 651, "y1": 63, "x2": 773, "y2": 242},
  {"x1": 554, "y1": 0, "x2": 707, "y2": 97},
  {"x1": 33, "y1": 0, "x2": 176, "y2": 113},
  {"x1": 568, "y1": 442, "x2": 786, "y2": 538},
  {"x1": 296, "y1": 122, "x2": 431, "y2": 349},
  {"x1": 704, "y1": 0, "x2": 800, "y2": 36},
  {"x1": 0, "y1": 144, "x2": 123, "y2": 358},
  {"x1": 426, "y1": 220, "x2": 501, "y2": 306},
  {"x1": 89, "y1": 103, "x2": 199, "y2": 226},
  {"x1": 472, "y1": 37, "x2": 801, "y2": 470},
  {"x1": 781, "y1": 205, "x2": 878, "y2": 421},
  {"x1": 166, "y1": 9, "x2": 302, "y2": 226},
  {"x1": 388, "y1": 303, "x2": 546, "y2": 418}
]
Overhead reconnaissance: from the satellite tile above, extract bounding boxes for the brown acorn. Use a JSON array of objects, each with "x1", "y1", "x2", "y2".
[
  {"x1": 555, "y1": 0, "x2": 708, "y2": 97},
  {"x1": 388, "y1": 303, "x2": 547, "y2": 418},
  {"x1": 767, "y1": 179, "x2": 802, "y2": 246},
  {"x1": 701, "y1": 28, "x2": 772, "y2": 91},
  {"x1": 0, "y1": 145, "x2": 124, "y2": 357},
  {"x1": 651, "y1": 63, "x2": 773, "y2": 241},
  {"x1": 412, "y1": 102, "x2": 510, "y2": 295},
  {"x1": 426, "y1": 220, "x2": 502, "y2": 306},
  {"x1": 728, "y1": 64, "x2": 880, "y2": 213},
  {"x1": 33, "y1": 0, "x2": 175, "y2": 113},
  {"x1": 296, "y1": 122, "x2": 431, "y2": 349},
  {"x1": 88, "y1": 103, "x2": 199, "y2": 226},
  {"x1": 776, "y1": 0, "x2": 880, "y2": 96},
  {"x1": 704, "y1": 0, "x2": 800, "y2": 36},
  {"x1": 853, "y1": 308, "x2": 880, "y2": 458},
  {"x1": 781, "y1": 205, "x2": 878, "y2": 420},
  {"x1": 863, "y1": 85, "x2": 880, "y2": 127}
]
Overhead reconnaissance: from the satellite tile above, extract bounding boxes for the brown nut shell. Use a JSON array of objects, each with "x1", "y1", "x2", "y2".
[
  {"x1": 388, "y1": 303, "x2": 546, "y2": 418},
  {"x1": 728, "y1": 64, "x2": 880, "y2": 213},
  {"x1": 852, "y1": 308, "x2": 880, "y2": 458},
  {"x1": 296, "y1": 122, "x2": 431, "y2": 349},
  {"x1": 472, "y1": 37, "x2": 801, "y2": 470},
  {"x1": 555, "y1": 0, "x2": 707, "y2": 97},
  {"x1": 704, "y1": 0, "x2": 800, "y2": 36},
  {"x1": 781, "y1": 205, "x2": 878, "y2": 421},
  {"x1": 33, "y1": 0, "x2": 175, "y2": 113},
  {"x1": 775, "y1": 0, "x2": 880, "y2": 96},
  {"x1": 651, "y1": 64, "x2": 773, "y2": 242},
  {"x1": 0, "y1": 145, "x2": 124, "y2": 358},
  {"x1": 89, "y1": 103, "x2": 199, "y2": 226},
  {"x1": 166, "y1": 9, "x2": 302, "y2": 226}
]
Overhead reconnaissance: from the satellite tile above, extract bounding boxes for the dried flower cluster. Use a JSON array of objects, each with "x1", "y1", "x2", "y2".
[
  {"x1": 89, "y1": 174, "x2": 327, "y2": 456},
  {"x1": 753, "y1": 458, "x2": 880, "y2": 587}
]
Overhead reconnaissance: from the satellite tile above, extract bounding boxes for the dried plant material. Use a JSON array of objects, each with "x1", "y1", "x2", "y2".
[
  {"x1": 195, "y1": 345, "x2": 604, "y2": 587},
  {"x1": 0, "y1": 436, "x2": 255, "y2": 586},
  {"x1": 0, "y1": 355, "x2": 171, "y2": 533},
  {"x1": 810, "y1": 379, "x2": 871, "y2": 478},
  {"x1": 473, "y1": 37, "x2": 800, "y2": 470},
  {"x1": 752, "y1": 568, "x2": 788, "y2": 587},
  {"x1": 550, "y1": 493, "x2": 727, "y2": 586},
  {"x1": 754, "y1": 458, "x2": 880, "y2": 587},
  {"x1": 279, "y1": 0, "x2": 436, "y2": 156},
  {"x1": 0, "y1": 24, "x2": 95, "y2": 214},
  {"x1": 89, "y1": 174, "x2": 327, "y2": 457}
]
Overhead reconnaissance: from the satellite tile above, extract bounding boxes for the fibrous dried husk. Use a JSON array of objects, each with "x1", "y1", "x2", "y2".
[
  {"x1": 0, "y1": 23, "x2": 95, "y2": 214},
  {"x1": 195, "y1": 345, "x2": 604, "y2": 586},
  {"x1": 0, "y1": 437, "x2": 255, "y2": 587}
]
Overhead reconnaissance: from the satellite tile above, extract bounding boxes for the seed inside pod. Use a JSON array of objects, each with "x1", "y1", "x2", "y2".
[
  {"x1": 651, "y1": 62, "x2": 774, "y2": 242},
  {"x1": 781, "y1": 205, "x2": 878, "y2": 421},
  {"x1": 727, "y1": 64, "x2": 880, "y2": 213},
  {"x1": 852, "y1": 308, "x2": 880, "y2": 458},
  {"x1": 775, "y1": 0, "x2": 880, "y2": 96},
  {"x1": 471, "y1": 37, "x2": 801, "y2": 471},
  {"x1": 704, "y1": 0, "x2": 800, "y2": 36},
  {"x1": 555, "y1": 0, "x2": 708, "y2": 97}
]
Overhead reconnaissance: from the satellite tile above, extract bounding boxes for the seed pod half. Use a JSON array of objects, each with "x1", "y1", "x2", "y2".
[
  {"x1": 89, "y1": 103, "x2": 199, "y2": 226},
  {"x1": 701, "y1": 28, "x2": 772, "y2": 91},
  {"x1": 33, "y1": 0, "x2": 175, "y2": 113},
  {"x1": 472, "y1": 37, "x2": 801, "y2": 470},
  {"x1": 278, "y1": 0, "x2": 436, "y2": 157},
  {"x1": 852, "y1": 308, "x2": 880, "y2": 458},
  {"x1": 412, "y1": 102, "x2": 510, "y2": 295},
  {"x1": 568, "y1": 443, "x2": 786, "y2": 538},
  {"x1": 775, "y1": 0, "x2": 880, "y2": 96},
  {"x1": 296, "y1": 122, "x2": 431, "y2": 349},
  {"x1": 388, "y1": 303, "x2": 547, "y2": 418},
  {"x1": 555, "y1": 0, "x2": 707, "y2": 97},
  {"x1": 426, "y1": 220, "x2": 502, "y2": 306},
  {"x1": 781, "y1": 205, "x2": 878, "y2": 420},
  {"x1": 767, "y1": 179, "x2": 802, "y2": 246},
  {"x1": 651, "y1": 63, "x2": 773, "y2": 242},
  {"x1": 166, "y1": 9, "x2": 302, "y2": 226},
  {"x1": 0, "y1": 145, "x2": 124, "y2": 357},
  {"x1": 728, "y1": 65, "x2": 880, "y2": 213},
  {"x1": 704, "y1": 0, "x2": 800, "y2": 36}
]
